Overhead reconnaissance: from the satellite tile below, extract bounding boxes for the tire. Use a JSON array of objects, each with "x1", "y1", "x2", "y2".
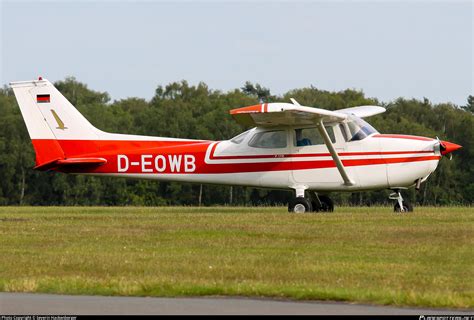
[
  {"x1": 319, "y1": 195, "x2": 334, "y2": 212},
  {"x1": 311, "y1": 195, "x2": 334, "y2": 212},
  {"x1": 394, "y1": 201, "x2": 413, "y2": 213},
  {"x1": 288, "y1": 197, "x2": 312, "y2": 213}
]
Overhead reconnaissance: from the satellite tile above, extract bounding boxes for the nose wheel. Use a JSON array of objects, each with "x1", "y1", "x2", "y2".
[{"x1": 389, "y1": 190, "x2": 413, "y2": 212}]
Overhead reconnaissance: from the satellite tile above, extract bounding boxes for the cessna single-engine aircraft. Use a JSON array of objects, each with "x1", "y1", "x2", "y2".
[{"x1": 11, "y1": 78, "x2": 462, "y2": 213}]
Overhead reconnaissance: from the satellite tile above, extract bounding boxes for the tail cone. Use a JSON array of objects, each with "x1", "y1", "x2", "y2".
[{"x1": 440, "y1": 141, "x2": 462, "y2": 155}]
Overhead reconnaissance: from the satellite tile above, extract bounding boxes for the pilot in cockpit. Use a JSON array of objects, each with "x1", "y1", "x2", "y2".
[{"x1": 295, "y1": 129, "x2": 312, "y2": 146}]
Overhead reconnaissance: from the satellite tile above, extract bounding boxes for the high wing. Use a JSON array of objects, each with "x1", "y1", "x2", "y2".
[
  {"x1": 230, "y1": 103, "x2": 348, "y2": 127},
  {"x1": 337, "y1": 105, "x2": 385, "y2": 118},
  {"x1": 230, "y1": 103, "x2": 385, "y2": 127}
]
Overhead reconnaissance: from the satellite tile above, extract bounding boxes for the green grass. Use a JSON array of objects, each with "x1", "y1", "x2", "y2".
[{"x1": 0, "y1": 206, "x2": 473, "y2": 309}]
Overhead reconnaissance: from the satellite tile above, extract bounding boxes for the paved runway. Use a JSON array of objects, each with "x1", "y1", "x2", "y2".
[{"x1": 1, "y1": 293, "x2": 473, "y2": 315}]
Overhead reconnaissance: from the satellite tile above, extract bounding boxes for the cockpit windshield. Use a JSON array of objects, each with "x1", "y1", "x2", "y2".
[
  {"x1": 230, "y1": 129, "x2": 251, "y2": 144},
  {"x1": 344, "y1": 115, "x2": 379, "y2": 141}
]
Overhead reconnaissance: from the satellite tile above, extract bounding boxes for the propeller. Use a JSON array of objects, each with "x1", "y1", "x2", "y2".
[{"x1": 434, "y1": 136, "x2": 462, "y2": 160}]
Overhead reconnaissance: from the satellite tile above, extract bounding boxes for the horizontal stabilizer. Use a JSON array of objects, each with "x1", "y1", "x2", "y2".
[{"x1": 34, "y1": 157, "x2": 107, "y2": 171}]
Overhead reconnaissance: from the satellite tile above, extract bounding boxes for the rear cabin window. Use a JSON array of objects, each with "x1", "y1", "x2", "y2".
[
  {"x1": 248, "y1": 130, "x2": 287, "y2": 148},
  {"x1": 294, "y1": 126, "x2": 336, "y2": 146}
]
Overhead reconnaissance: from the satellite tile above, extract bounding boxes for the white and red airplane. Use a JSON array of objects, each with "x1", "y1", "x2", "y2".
[{"x1": 11, "y1": 78, "x2": 462, "y2": 213}]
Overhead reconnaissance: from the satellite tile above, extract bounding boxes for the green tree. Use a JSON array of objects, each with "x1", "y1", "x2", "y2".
[
  {"x1": 461, "y1": 95, "x2": 474, "y2": 113},
  {"x1": 241, "y1": 81, "x2": 274, "y2": 102}
]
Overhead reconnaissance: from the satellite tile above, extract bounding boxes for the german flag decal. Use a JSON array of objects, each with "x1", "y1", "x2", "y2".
[{"x1": 37, "y1": 94, "x2": 50, "y2": 103}]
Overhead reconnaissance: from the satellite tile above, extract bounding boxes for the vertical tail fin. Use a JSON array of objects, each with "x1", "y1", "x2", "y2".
[{"x1": 10, "y1": 78, "x2": 101, "y2": 168}]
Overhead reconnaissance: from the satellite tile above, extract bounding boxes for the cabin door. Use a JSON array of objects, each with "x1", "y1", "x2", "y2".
[{"x1": 290, "y1": 125, "x2": 354, "y2": 187}]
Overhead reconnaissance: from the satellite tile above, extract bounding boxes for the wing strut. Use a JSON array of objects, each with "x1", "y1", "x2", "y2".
[{"x1": 316, "y1": 120, "x2": 355, "y2": 186}]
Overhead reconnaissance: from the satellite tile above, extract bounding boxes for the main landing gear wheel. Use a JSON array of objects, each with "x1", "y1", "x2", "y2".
[
  {"x1": 288, "y1": 197, "x2": 312, "y2": 213},
  {"x1": 389, "y1": 190, "x2": 414, "y2": 213},
  {"x1": 311, "y1": 195, "x2": 334, "y2": 212}
]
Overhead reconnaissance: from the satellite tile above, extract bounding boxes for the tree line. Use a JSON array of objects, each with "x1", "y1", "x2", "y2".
[{"x1": 0, "y1": 77, "x2": 472, "y2": 206}]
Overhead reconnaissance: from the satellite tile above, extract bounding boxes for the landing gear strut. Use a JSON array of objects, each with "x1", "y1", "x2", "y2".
[
  {"x1": 310, "y1": 193, "x2": 334, "y2": 212},
  {"x1": 389, "y1": 190, "x2": 413, "y2": 212},
  {"x1": 288, "y1": 192, "x2": 334, "y2": 213}
]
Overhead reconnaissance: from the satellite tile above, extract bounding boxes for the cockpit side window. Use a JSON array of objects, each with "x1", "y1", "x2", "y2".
[
  {"x1": 339, "y1": 124, "x2": 349, "y2": 141},
  {"x1": 248, "y1": 130, "x2": 287, "y2": 148},
  {"x1": 294, "y1": 126, "x2": 335, "y2": 146}
]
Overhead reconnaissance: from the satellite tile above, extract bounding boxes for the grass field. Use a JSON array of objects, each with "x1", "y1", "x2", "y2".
[{"x1": 0, "y1": 206, "x2": 473, "y2": 309}]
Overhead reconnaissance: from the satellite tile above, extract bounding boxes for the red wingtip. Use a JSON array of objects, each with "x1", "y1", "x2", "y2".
[
  {"x1": 440, "y1": 141, "x2": 462, "y2": 155},
  {"x1": 229, "y1": 104, "x2": 266, "y2": 115}
]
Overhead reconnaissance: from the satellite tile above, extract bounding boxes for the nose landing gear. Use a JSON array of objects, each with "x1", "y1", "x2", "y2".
[{"x1": 389, "y1": 190, "x2": 413, "y2": 212}]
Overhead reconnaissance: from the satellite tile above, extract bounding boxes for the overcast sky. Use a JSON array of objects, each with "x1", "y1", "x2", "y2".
[{"x1": 1, "y1": 0, "x2": 472, "y2": 105}]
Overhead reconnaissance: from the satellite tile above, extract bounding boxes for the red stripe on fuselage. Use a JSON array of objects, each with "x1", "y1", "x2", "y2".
[
  {"x1": 207, "y1": 142, "x2": 434, "y2": 160},
  {"x1": 30, "y1": 138, "x2": 440, "y2": 175},
  {"x1": 65, "y1": 154, "x2": 440, "y2": 174}
]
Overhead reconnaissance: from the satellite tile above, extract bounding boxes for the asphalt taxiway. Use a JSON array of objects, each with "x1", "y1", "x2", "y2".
[{"x1": 1, "y1": 293, "x2": 472, "y2": 315}]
